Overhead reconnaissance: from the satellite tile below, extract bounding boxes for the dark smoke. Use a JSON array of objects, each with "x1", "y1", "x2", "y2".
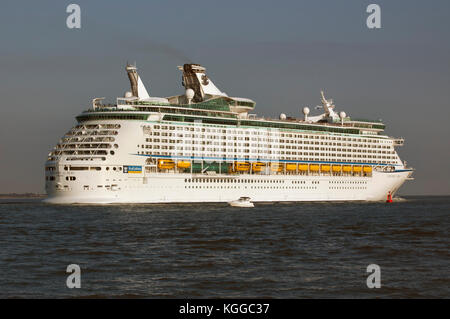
[{"x1": 134, "y1": 42, "x2": 193, "y2": 64}]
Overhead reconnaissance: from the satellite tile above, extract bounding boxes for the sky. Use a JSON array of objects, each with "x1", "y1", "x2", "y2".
[{"x1": 0, "y1": 0, "x2": 449, "y2": 195}]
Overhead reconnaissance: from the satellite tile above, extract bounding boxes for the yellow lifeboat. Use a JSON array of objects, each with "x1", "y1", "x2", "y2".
[
  {"x1": 298, "y1": 164, "x2": 308, "y2": 171},
  {"x1": 320, "y1": 164, "x2": 331, "y2": 172},
  {"x1": 286, "y1": 163, "x2": 297, "y2": 171},
  {"x1": 332, "y1": 165, "x2": 342, "y2": 172},
  {"x1": 177, "y1": 161, "x2": 191, "y2": 169},
  {"x1": 252, "y1": 162, "x2": 266, "y2": 172},
  {"x1": 363, "y1": 166, "x2": 372, "y2": 173},
  {"x1": 353, "y1": 165, "x2": 362, "y2": 173},
  {"x1": 309, "y1": 164, "x2": 320, "y2": 172},
  {"x1": 270, "y1": 163, "x2": 284, "y2": 172},
  {"x1": 342, "y1": 165, "x2": 352, "y2": 172},
  {"x1": 158, "y1": 159, "x2": 175, "y2": 170},
  {"x1": 235, "y1": 162, "x2": 250, "y2": 171}
]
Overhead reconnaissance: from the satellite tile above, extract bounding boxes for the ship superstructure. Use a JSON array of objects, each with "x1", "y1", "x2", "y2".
[{"x1": 44, "y1": 63, "x2": 413, "y2": 203}]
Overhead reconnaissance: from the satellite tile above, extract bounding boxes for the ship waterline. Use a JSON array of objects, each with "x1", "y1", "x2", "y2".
[
  {"x1": 45, "y1": 170, "x2": 411, "y2": 204},
  {"x1": 44, "y1": 63, "x2": 413, "y2": 204}
]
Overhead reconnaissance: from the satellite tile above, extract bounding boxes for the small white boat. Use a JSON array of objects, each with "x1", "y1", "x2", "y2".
[{"x1": 229, "y1": 197, "x2": 254, "y2": 208}]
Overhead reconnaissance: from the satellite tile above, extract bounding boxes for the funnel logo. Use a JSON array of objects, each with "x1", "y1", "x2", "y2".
[{"x1": 201, "y1": 74, "x2": 210, "y2": 86}]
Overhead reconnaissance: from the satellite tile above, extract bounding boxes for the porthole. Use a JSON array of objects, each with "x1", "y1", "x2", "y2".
[{"x1": 110, "y1": 150, "x2": 115, "y2": 155}]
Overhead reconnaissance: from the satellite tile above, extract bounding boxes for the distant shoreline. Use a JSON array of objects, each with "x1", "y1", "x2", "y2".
[{"x1": 0, "y1": 193, "x2": 46, "y2": 199}]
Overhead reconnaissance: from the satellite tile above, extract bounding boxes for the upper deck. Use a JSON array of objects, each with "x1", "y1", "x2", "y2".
[
  {"x1": 78, "y1": 101, "x2": 386, "y2": 138},
  {"x1": 78, "y1": 63, "x2": 388, "y2": 138}
]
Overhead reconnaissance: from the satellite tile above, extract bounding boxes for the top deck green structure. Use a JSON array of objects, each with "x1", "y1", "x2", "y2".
[{"x1": 81, "y1": 63, "x2": 387, "y2": 136}]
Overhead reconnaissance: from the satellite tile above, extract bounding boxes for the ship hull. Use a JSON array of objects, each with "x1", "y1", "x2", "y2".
[{"x1": 44, "y1": 170, "x2": 411, "y2": 204}]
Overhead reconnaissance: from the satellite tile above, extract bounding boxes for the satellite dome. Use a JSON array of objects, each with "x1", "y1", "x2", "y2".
[
  {"x1": 302, "y1": 107, "x2": 310, "y2": 115},
  {"x1": 279, "y1": 113, "x2": 287, "y2": 120},
  {"x1": 339, "y1": 111, "x2": 346, "y2": 119},
  {"x1": 124, "y1": 91, "x2": 133, "y2": 98},
  {"x1": 185, "y1": 88, "x2": 195, "y2": 100}
]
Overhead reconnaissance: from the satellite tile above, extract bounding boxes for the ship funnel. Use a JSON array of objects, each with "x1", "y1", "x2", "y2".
[
  {"x1": 125, "y1": 63, "x2": 150, "y2": 99},
  {"x1": 177, "y1": 64, "x2": 227, "y2": 103}
]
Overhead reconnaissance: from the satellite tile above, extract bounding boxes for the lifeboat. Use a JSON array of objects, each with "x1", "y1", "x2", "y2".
[
  {"x1": 332, "y1": 165, "x2": 342, "y2": 172},
  {"x1": 298, "y1": 164, "x2": 308, "y2": 171},
  {"x1": 309, "y1": 164, "x2": 320, "y2": 172},
  {"x1": 270, "y1": 163, "x2": 284, "y2": 172},
  {"x1": 235, "y1": 162, "x2": 250, "y2": 171},
  {"x1": 363, "y1": 166, "x2": 372, "y2": 173},
  {"x1": 353, "y1": 165, "x2": 362, "y2": 173},
  {"x1": 158, "y1": 159, "x2": 175, "y2": 170},
  {"x1": 177, "y1": 161, "x2": 191, "y2": 169},
  {"x1": 342, "y1": 165, "x2": 352, "y2": 172},
  {"x1": 320, "y1": 164, "x2": 331, "y2": 172},
  {"x1": 286, "y1": 163, "x2": 297, "y2": 171},
  {"x1": 252, "y1": 162, "x2": 266, "y2": 172}
]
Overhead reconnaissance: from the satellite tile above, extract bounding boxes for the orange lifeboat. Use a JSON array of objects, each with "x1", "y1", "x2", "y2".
[
  {"x1": 332, "y1": 165, "x2": 342, "y2": 172},
  {"x1": 342, "y1": 165, "x2": 352, "y2": 173},
  {"x1": 177, "y1": 161, "x2": 191, "y2": 169},
  {"x1": 270, "y1": 163, "x2": 284, "y2": 172},
  {"x1": 235, "y1": 162, "x2": 250, "y2": 171},
  {"x1": 158, "y1": 159, "x2": 175, "y2": 170},
  {"x1": 252, "y1": 162, "x2": 266, "y2": 172},
  {"x1": 353, "y1": 166, "x2": 362, "y2": 173},
  {"x1": 286, "y1": 163, "x2": 297, "y2": 171},
  {"x1": 363, "y1": 166, "x2": 372, "y2": 173},
  {"x1": 298, "y1": 164, "x2": 308, "y2": 171}
]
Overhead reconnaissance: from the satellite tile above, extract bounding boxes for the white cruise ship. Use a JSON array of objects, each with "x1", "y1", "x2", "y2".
[{"x1": 44, "y1": 63, "x2": 413, "y2": 204}]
